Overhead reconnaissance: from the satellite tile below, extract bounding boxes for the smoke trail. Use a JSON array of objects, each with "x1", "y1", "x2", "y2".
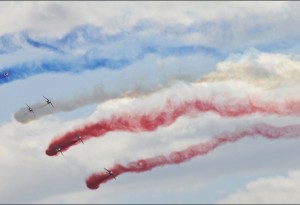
[
  {"x1": 0, "y1": 56, "x2": 131, "y2": 86},
  {"x1": 2, "y1": 43, "x2": 217, "y2": 86},
  {"x1": 13, "y1": 49, "x2": 217, "y2": 124},
  {"x1": 13, "y1": 48, "x2": 300, "y2": 124},
  {"x1": 45, "y1": 96, "x2": 300, "y2": 156},
  {"x1": 8, "y1": 24, "x2": 221, "y2": 56},
  {"x1": 14, "y1": 78, "x2": 167, "y2": 124},
  {"x1": 0, "y1": 24, "x2": 122, "y2": 55},
  {"x1": 198, "y1": 49, "x2": 300, "y2": 89},
  {"x1": 14, "y1": 102, "x2": 52, "y2": 122},
  {"x1": 86, "y1": 122, "x2": 300, "y2": 189},
  {"x1": 1, "y1": 22, "x2": 219, "y2": 87}
]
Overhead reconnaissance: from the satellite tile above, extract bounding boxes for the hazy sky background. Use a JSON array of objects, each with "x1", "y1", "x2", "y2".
[{"x1": 1, "y1": 1, "x2": 300, "y2": 203}]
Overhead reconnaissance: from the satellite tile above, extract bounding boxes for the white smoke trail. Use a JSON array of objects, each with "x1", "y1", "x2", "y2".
[
  {"x1": 14, "y1": 53, "x2": 216, "y2": 123},
  {"x1": 198, "y1": 49, "x2": 300, "y2": 89},
  {"x1": 14, "y1": 49, "x2": 300, "y2": 124}
]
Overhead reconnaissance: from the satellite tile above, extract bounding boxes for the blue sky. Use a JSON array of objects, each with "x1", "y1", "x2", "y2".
[{"x1": 2, "y1": 1, "x2": 300, "y2": 204}]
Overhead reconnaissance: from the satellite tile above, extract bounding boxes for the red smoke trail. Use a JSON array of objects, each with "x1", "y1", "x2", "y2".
[
  {"x1": 46, "y1": 96, "x2": 300, "y2": 156},
  {"x1": 86, "y1": 122, "x2": 300, "y2": 189}
]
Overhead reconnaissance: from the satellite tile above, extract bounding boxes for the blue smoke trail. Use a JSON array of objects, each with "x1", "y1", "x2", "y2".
[
  {"x1": 0, "y1": 33, "x2": 22, "y2": 55},
  {"x1": 0, "y1": 23, "x2": 222, "y2": 86},
  {"x1": 0, "y1": 44, "x2": 221, "y2": 86},
  {"x1": 23, "y1": 34, "x2": 63, "y2": 54},
  {"x1": 1, "y1": 21, "x2": 298, "y2": 56},
  {"x1": 0, "y1": 23, "x2": 222, "y2": 55},
  {"x1": 0, "y1": 24, "x2": 122, "y2": 55},
  {"x1": 24, "y1": 24, "x2": 124, "y2": 53},
  {"x1": 0, "y1": 57, "x2": 131, "y2": 85}
]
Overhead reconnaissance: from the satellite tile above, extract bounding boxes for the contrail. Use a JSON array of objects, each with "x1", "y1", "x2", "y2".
[
  {"x1": 86, "y1": 122, "x2": 300, "y2": 189},
  {"x1": 45, "y1": 96, "x2": 300, "y2": 156}
]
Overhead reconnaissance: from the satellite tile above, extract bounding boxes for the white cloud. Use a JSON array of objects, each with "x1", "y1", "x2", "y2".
[
  {"x1": 217, "y1": 170, "x2": 300, "y2": 204},
  {"x1": 0, "y1": 1, "x2": 289, "y2": 37},
  {"x1": 1, "y1": 1, "x2": 300, "y2": 56}
]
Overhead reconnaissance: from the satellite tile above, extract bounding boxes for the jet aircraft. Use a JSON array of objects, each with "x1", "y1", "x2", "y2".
[
  {"x1": 104, "y1": 168, "x2": 116, "y2": 180},
  {"x1": 43, "y1": 96, "x2": 54, "y2": 108},
  {"x1": 26, "y1": 104, "x2": 35, "y2": 117},
  {"x1": 76, "y1": 134, "x2": 84, "y2": 144},
  {"x1": 55, "y1": 146, "x2": 64, "y2": 156},
  {"x1": 2, "y1": 72, "x2": 8, "y2": 78}
]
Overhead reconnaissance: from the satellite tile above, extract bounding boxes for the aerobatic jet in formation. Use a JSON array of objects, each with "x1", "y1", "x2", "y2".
[
  {"x1": 55, "y1": 146, "x2": 64, "y2": 156},
  {"x1": 43, "y1": 96, "x2": 54, "y2": 108},
  {"x1": 2, "y1": 72, "x2": 8, "y2": 78},
  {"x1": 105, "y1": 168, "x2": 116, "y2": 180},
  {"x1": 76, "y1": 134, "x2": 84, "y2": 144},
  {"x1": 26, "y1": 104, "x2": 35, "y2": 117}
]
